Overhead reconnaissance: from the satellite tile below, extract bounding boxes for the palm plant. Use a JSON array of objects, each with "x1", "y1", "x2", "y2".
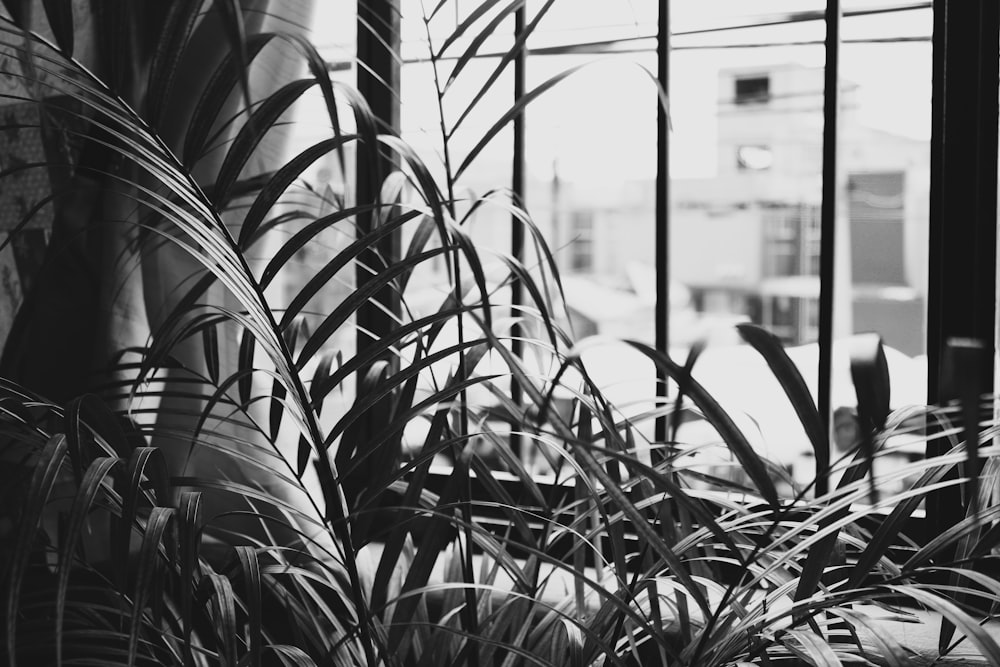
[{"x1": 4, "y1": 2, "x2": 1000, "y2": 666}]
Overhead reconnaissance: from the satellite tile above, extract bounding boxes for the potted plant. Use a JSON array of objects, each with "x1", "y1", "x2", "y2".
[{"x1": 3, "y1": 3, "x2": 1000, "y2": 665}]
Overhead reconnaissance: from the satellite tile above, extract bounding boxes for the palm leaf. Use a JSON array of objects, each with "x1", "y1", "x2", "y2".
[
  {"x1": 211, "y1": 0, "x2": 252, "y2": 121},
  {"x1": 183, "y1": 31, "x2": 276, "y2": 165},
  {"x1": 211, "y1": 77, "x2": 317, "y2": 209},
  {"x1": 196, "y1": 572, "x2": 240, "y2": 667},
  {"x1": 129, "y1": 506, "x2": 176, "y2": 666},
  {"x1": 229, "y1": 546, "x2": 263, "y2": 667},
  {"x1": 736, "y1": 323, "x2": 828, "y2": 493},
  {"x1": 5, "y1": 434, "x2": 67, "y2": 667},
  {"x1": 145, "y1": 0, "x2": 203, "y2": 127},
  {"x1": 454, "y1": 63, "x2": 586, "y2": 181},
  {"x1": 889, "y1": 585, "x2": 1000, "y2": 663},
  {"x1": 39, "y1": 0, "x2": 73, "y2": 56},
  {"x1": 55, "y1": 456, "x2": 120, "y2": 666},
  {"x1": 447, "y1": 0, "x2": 556, "y2": 138},
  {"x1": 239, "y1": 135, "x2": 358, "y2": 248}
]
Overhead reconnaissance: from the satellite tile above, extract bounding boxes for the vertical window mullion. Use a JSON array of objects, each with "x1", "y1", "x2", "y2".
[
  {"x1": 928, "y1": 0, "x2": 999, "y2": 401},
  {"x1": 511, "y1": 7, "x2": 526, "y2": 454},
  {"x1": 926, "y1": 0, "x2": 999, "y2": 531},
  {"x1": 654, "y1": 0, "x2": 671, "y2": 444},
  {"x1": 816, "y1": 0, "x2": 842, "y2": 497},
  {"x1": 353, "y1": 0, "x2": 401, "y2": 509},
  {"x1": 356, "y1": 0, "x2": 401, "y2": 347}
]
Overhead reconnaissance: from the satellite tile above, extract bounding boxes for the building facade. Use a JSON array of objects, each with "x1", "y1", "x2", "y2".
[{"x1": 546, "y1": 63, "x2": 928, "y2": 356}]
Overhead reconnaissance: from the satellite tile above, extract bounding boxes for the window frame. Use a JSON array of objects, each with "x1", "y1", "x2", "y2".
[
  {"x1": 925, "y1": 0, "x2": 999, "y2": 535},
  {"x1": 355, "y1": 0, "x2": 1000, "y2": 538}
]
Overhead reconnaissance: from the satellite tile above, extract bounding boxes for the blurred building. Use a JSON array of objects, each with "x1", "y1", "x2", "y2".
[
  {"x1": 292, "y1": 61, "x2": 929, "y2": 358},
  {"x1": 545, "y1": 63, "x2": 929, "y2": 356}
]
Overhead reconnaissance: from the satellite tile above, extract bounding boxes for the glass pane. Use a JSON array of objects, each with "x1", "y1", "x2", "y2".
[
  {"x1": 524, "y1": 50, "x2": 658, "y2": 343},
  {"x1": 670, "y1": 3, "x2": 828, "y2": 487},
  {"x1": 835, "y1": 2, "x2": 930, "y2": 492},
  {"x1": 282, "y1": 4, "x2": 359, "y2": 435},
  {"x1": 295, "y1": 2, "x2": 934, "y2": 497},
  {"x1": 839, "y1": 2, "x2": 930, "y2": 360},
  {"x1": 521, "y1": 5, "x2": 660, "y2": 470},
  {"x1": 667, "y1": 1, "x2": 931, "y2": 495},
  {"x1": 399, "y1": 8, "x2": 523, "y2": 462}
]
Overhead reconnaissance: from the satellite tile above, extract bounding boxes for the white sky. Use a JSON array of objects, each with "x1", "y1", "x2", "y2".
[
  {"x1": 530, "y1": 1, "x2": 933, "y2": 180},
  {"x1": 307, "y1": 2, "x2": 934, "y2": 182}
]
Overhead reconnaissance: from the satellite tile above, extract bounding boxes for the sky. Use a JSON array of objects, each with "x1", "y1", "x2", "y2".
[
  {"x1": 304, "y1": 1, "x2": 934, "y2": 182},
  {"x1": 527, "y1": 1, "x2": 934, "y2": 180}
]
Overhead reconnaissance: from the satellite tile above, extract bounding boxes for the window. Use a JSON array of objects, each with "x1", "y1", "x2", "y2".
[
  {"x1": 803, "y1": 205, "x2": 822, "y2": 276},
  {"x1": 3, "y1": 4, "x2": 1000, "y2": 664},
  {"x1": 734, "y1": 75, "x2": 771, "y2": 105},
  {"x1": 568, "y1": 210, "x2": 595, "y2": 272},
  {"x1": 763, "y1": 205, "x2": 822, "y2": 278},
  {"x1": 342, "y1": 1, "x2": 997, "y2": 511},
  {"x1": 765, "y1": 295, "x2": 796, "y2": 343}
]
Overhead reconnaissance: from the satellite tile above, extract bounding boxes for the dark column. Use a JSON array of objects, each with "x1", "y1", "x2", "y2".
[
  {"x1": 927, "y1": 0, "x2": 999, "y2": 530},
  {"x1": 816, "y1": 0, "x2": 842, "y2": 497},
  {"x1": 654, "y1": 0, "x2": 671, "y2": 443},
  {"x1": 349, "y1": 0, "x2": 401, "y2": 512}
]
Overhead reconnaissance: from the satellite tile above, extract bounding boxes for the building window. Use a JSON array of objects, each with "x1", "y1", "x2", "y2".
[
  {"x1": 763, "y1": 205, "x2": 821, "y2": 278},
  {"x1": 762, "y1": 295, "x2": 820, "y2": 345},
  {"x1": 569, "y1": 210, "x2": 595, "y2": 272},
  {"x1": 734, "y1": 75, "x2": 771, "y2": 105},
  {"x1": 764, "y1": 213, "x2": 799, "y2": 277},
  {"x1": 765, "y1": 295, "x2": 796, "y2": 343},
  {"x1": 847, "y1": 171, "x2": 906, "y2": 285},
  {"x1": 803, "y1": 206, "x2": 822, "y2": 276},
  {"x1": 353, "y1": 1, "x2": 997, "y2": 514}
]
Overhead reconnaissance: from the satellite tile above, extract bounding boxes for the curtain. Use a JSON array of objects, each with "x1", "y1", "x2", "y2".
[{"x1": 0, "y1": 0, "x2": 321, "y2": 551}]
